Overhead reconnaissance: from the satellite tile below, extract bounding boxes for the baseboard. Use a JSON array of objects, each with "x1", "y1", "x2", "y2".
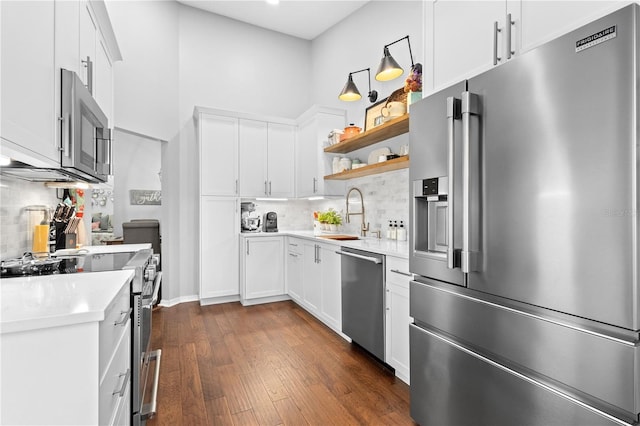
[
  {"x1": 158, "y1": 294, "x2": 199, "y2": 307},
  {"x1": 199, "y1": 294, "x2": 240, "y2": 306}
]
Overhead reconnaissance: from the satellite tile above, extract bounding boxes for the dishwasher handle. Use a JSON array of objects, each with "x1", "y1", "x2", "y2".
[{"x1": 335, "y1": 250, "x2": 382, "y2": 264}]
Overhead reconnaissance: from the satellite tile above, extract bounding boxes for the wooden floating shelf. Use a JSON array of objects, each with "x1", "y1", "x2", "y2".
[
  {"x1": 324, "y1": 114, "x2": 409, "y2": 154},
  {"x1": 324, "y1": 156, "x2": 409, "y2": 180}
]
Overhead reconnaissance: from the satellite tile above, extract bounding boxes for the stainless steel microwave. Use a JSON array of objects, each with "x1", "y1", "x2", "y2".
[{"x1": 60, "y1": 69, "x2": 111, "y2": 183}]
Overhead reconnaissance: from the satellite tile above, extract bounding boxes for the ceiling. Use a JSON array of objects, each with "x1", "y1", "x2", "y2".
[{"x1": 176, "y1": 0, "x2": 371, "y2": 40}]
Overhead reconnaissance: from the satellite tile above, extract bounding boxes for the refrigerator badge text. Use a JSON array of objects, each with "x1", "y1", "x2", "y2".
[{"x1": 575, "y1": 25, "x2": 616, "y2": 52}]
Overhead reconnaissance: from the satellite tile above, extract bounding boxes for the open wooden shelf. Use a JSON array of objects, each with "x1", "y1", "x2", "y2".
[
  {"x1": 324, "y1": 114, "x2": 409, "y2": 154},
  {"x1": 324, "y1": 155, "x2": 409, "y2": 180}
]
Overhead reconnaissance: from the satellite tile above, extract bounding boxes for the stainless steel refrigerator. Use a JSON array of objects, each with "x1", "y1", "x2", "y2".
[{"x1": 409, "y1": 5, "x2": 640, "y2": 426}]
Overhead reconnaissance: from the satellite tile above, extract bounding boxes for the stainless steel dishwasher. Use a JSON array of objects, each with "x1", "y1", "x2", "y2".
[{"x1": 337, "y1": 247, "x2": 385, "y2": 361}]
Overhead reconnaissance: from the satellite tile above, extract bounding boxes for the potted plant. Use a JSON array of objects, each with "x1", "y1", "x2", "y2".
[{"x1": 324, "y1": 209, "x2": 342, "y2": 232}]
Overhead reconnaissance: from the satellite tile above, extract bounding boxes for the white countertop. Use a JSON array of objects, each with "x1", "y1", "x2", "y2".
[
  {"x1": 51, "y1": 243, "x2": 152, "y2": 257},
  {"x1": 0, "y1": 270, "x2": 134, "y2": 334},
  {"x1": 240, "y1": 230, "x2": 409, "y2": 259}
]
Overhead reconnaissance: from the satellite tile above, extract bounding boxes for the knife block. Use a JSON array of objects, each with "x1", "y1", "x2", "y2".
[{"x1": 54, "y1": 222, "x2": 77, "y2": 250}]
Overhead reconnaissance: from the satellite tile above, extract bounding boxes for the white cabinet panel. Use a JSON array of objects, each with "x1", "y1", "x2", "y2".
[
  {"x1": 286, "y1": 238, "x2": 304, "y2": 302},
  {"x1": 95, "y1": 38, "x2": 113, "y2": 123},
  {"x1": 520, "y1": 1, "x2": 626, "y2": 53},
  {"x1": 295, "y1": 107, "x2": 345, "y2": 198},
  {"x1": 239, "y1": 119, "x2": 295, "y2": 198},
  {"x1": 239, "y1": 119, "x2": 268, "y2": 197},
  {"x1": 267, "y1": 123, "x2": 295, "y2": 198},
  {"x1": 79, "y1": 1, "x2": 97, "y2": 90},
  {"x1": 385, "y1": 256, "x2": 412, "y2": 384},
  {"x1": 302, "y1": 242, "x2": 322, "y2": 313},
  {"x1": 200, "y1": 197, "x2": 239, "y2": 299},
  {"x1": 242, "y1": 236, "x2": 285, "y2": 303},
  {"x1": 1, "y1": 0, "x2": 58, "y2": 164},
  {"x1": 199, "y1": 114, "x2": 238, "y2": 196},
  {"x1": 319, "y1": 244, "x2": 341, "y2": 331}
]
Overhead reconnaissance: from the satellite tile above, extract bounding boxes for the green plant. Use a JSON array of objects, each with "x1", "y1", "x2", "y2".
[{"x1": 324, "y1": 209, "x2": 342, "y2": 226}]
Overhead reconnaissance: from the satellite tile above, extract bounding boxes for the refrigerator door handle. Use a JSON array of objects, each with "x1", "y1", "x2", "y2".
[
  {"x1": 446, "y1": 97, "x2": 461, "y2": 269},
  {"x1": 461, "y1": 91, "x2": 480, "y2": 273}
]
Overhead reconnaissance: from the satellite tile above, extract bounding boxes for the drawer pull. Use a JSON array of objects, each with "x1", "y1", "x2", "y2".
[
  {"x1": 390, "y1": 269, "x2": 412, "y2": 277},
  {"x1": 114, "y1": 308, "x2": 132, "y2": 326},
  {"x1": 113, "y1": 368, "x2": 130, "y2": 397}
]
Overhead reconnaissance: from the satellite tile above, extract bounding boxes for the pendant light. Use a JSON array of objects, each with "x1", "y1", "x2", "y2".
[
  {"x1": 338, "y1": 68, "x2": 378, "y2": 103},
  {"x1": 375, "y1": 35, "x2": 415, "y2": 82}
]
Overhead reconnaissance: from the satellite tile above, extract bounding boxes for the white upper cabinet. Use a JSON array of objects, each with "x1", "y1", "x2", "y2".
[
  {"x1": 425, "y1": 0, "x2": 626, "y2": 93},
  {"x1": 197, "y1": 112, "x2": 239, "y2": 196},
  {"x1": 267, "y1": 123, "x2": 296, "y2": 198},
  {"x1": 519, "y1": 1, "x2": 627, "y2": 53},
  {"x1": 239, "y1": 119, "x2": 268, "y2": 197},
  {"x1": 295, "y1": 106, "x2": 346, "y2": 198},
  {"x1": 1, "y1": 1, "x2": 58, "y2": 165},
  {"x1": 2, "y1": 0, "x2": 120, "y2": 168},
  {"x1": 79, "y1": 1, "x2": 97, "y2": 90},
  {"x1": 239, "y1": 119, "x2": 295, "y2": 198}
]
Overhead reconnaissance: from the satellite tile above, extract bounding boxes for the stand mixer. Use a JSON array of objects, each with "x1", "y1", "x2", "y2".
[{"x1": 240, "y1": 202, "x2": 261, "y2": 232}]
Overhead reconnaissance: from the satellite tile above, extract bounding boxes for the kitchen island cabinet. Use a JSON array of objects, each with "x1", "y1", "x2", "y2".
[
  {"x1": 240, "y1": 235, "x2": 287, "y2": 305},
  {"x1": 0, "y1": 270, "x2": 134, "y2": 426}
]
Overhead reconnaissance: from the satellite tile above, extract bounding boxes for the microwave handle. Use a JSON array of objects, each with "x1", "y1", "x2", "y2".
[
  {"x1": 106, "y1": 128, "x2": 113, "y2": 175},
  {"x1": 59, "y1": 114, "x2": 71, "y2": 156}
]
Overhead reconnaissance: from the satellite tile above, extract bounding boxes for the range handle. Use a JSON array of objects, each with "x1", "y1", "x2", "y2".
[
  {"x1": 446, "y1": 97, "x2": 461, "y2": 269},
  {"x1": 141, "y1": 349, "x2": 162, "y2": 420},
  {"x1": 461, "y1": 91, "x2": 480, "y2": 273}
]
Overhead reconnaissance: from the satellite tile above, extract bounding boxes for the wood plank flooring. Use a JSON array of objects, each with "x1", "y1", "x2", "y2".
[{"x1": 147, "y1": 300, "x2": 415, "y2": 426}]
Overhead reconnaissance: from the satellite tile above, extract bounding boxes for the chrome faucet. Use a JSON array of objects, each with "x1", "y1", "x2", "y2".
[{"x1": 346, "y1": 187, "x2": 369, "y2": 236}]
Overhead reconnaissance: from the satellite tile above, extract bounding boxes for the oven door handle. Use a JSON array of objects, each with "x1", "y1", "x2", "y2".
[
  {"x1": 150, "y1": 271, "x2": 162, "y2": 306},
  {"x1": 141, "y1": 349, "x2": 162, "y2": 420}
]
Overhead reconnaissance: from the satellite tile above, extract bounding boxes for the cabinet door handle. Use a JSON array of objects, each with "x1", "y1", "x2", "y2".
[
  {"x1": 313, "y1": 177, "x2": 317, "y2": 193},
  {"x1": 82, "y1": 56, "x2": 93, "y2": 95},
  {"x1": 506, "y1": 13, "x2": 515, "y2": 60},
  {"x1": 114, "y1": 308, "x2": 132, "y2": 326},
  {"x1": 493, "y1": 21, "x2": 502, "y2": 65},
  {"x1": 113, "y1": 368, "x2": 130, "y2": 397},
  {"x1": 247, "y1": 240, "x2": 250, "y2": 255},
  {"x1": 264, "y1": 181, "x2": 268, "y2": 195},
  {"x1": 390, "y1": 269, "x2": 413, "y2": 277},
  {"x1": 235, "y1": 179, "x2": 238, "y2": 194},
  {"x1": 269, "y1": 181, "x2": 272, "y2": 195},
  {"x1": 289, "y1": 253, "x2": 298, "y2": 258}
]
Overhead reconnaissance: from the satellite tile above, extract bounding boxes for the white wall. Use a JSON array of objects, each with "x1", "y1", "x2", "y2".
[{"x1": 311, "y1": 1, "x2": 424, "y2": 129}]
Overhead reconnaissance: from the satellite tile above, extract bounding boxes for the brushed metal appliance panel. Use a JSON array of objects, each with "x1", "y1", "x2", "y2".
[
  {"x1": 409, "y1": 83, "x2": 465, "y2": 286},
  {"x1": 466, "y1": 7, "x2": 638, "y2": 329},
  {"x1": 410, "y1": 324, "x2": 627, "y2": 426},
  {"x1": 340, "y1": 248, "x2": 385, "y2": 360},
  {"x1": 411, "y1": 278, "x2": 639, "y2": 419}
]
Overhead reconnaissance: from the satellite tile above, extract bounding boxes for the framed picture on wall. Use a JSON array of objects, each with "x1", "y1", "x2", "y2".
[{"x1": 364, "y1": 97, "x2": 388, "y2": 131}]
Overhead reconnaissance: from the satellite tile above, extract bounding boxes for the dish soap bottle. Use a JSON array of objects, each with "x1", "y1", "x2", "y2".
[{"x1": 397, "y1": 221, "x2": 407, "y2": 241}]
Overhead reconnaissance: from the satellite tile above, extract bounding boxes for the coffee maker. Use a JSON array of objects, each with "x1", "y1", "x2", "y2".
[
  {"x1": 241, "y1": 202, "x2": 261, "y2": 232},
  {"x1": 263, "y1": 212, "x2": 278, "y2": 232}
]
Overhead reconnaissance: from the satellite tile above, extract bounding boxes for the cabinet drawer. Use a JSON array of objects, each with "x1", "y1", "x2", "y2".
[
  {"x1": 112, "y1": 377, "x2": 131, "y2": 426},
  {"x1": 386, "y1": 256, "x2": 411, "y2": 287},
  {"x1": 99, "y1": 324, "x2": 131, "y2": 426},
  {"x1": 287, "y1": 237, "x2": 303, "y2": 254},
  {"x1": 99, "y1": 282, "x2": 130, "y2": 377}
]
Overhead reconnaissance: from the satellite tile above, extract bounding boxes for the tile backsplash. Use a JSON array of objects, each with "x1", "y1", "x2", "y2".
[
  {"x1": 0, "y1": 176, "x2": 60, "y2": 259},
  {"x1": 246, "y1": 168, "x2": 409, "y2": 237}
]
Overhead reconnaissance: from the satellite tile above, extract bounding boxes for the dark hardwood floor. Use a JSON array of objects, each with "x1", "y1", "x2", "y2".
[{"x1": 146, "y1": 300, "x2": 415, "y2": 425}]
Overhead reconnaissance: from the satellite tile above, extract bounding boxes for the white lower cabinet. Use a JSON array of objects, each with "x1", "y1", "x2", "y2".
[
  {"x1": 200, "y1": 197, "x2": 240, "y2": 303},
  {"x1": 298, "y1": 240, "x2": 341, "y2": 333},
  {"x1": 240, "y1": 236, "x2": 287, "y2": 305},
  {"x1": 385, "y1": 256, "x2": 412, "y2": 385},
  {"x1": 286, "y1": 237, "x2": 304, "y2": 302}
]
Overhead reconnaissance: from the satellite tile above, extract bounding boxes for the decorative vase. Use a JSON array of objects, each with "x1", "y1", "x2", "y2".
[
  {"x1": 407, "y1": 91, "x2": 422, "y2": 112},
  {"x1": 329, "y1": 224, "x2": 338, "y2": 232}
]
